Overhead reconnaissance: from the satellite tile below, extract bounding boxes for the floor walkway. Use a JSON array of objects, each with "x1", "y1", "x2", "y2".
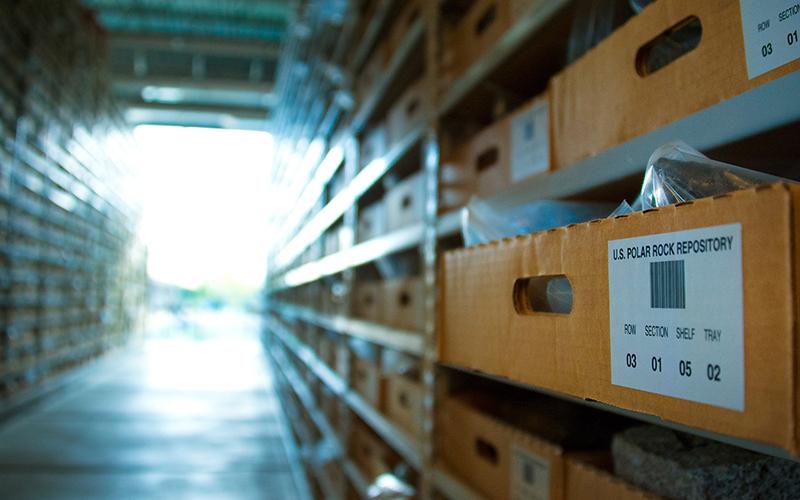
[{"x1": 0, "y1": 309, "x2": 300, "y2": 499}]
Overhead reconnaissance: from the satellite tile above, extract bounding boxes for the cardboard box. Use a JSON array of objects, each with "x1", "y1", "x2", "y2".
[
  {"x1": 441, "y1": 93, "x2": 551, "y2": 211},
  {"x1": 383, "y1": 277, "x2": 425, "y2": 332},
  {"x1": 564, "y1": 452, "x2": 655, "y2": 500},
  {"x1": 385, "y1": 171, "x2": 426, "y2": 232},
  {"x1": 387, "y1": 78, "x2": 428, "y2": 146},
  {"x1": 448, "y1": 0, "x2": 530, "y2": 78},
  {"x1": 360, "y1": 123, "x2": 388, "y2": 171},
  {"x1": 353, "y1": 281, "x2": 384, "y2": 323},
  {"x1": 386, "y1": 0, "x2": 421, "y2": 58},
  {"x1": 384, "y1": 374, "x2": 424, "y2": 440},
  {"x1": 551, "y1": 0, "x2": 800, "y2": 170},
  {"x1": 350, "y1": 424, "x2": 393, "y2": 481},
  {"x1": 437, "y1": 396, "x2": 565, "y2": 500},
  {"x1": 351, "y1": 354, "x2": 383, "y2": 408},
  {"x1": 357, "y1": 201, "x2": 387, "y2": 243},
  {"x1": 441, "y1": 184, "x2": 800, "y2": 455},
  {"x1": 317, "y1": 333, "x2": 337, "y2": 369},
  {"x1": 356, "y1": 40, "x2": 388, "y2": 105}
]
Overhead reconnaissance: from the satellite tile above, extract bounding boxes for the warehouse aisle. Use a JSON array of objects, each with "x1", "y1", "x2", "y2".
[{"x1": 0, "y1": 310, "x2": 300, "y2": 500}]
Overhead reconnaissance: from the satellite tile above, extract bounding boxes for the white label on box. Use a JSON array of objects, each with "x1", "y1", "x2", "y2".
[
  {"x1": 607, "y1": 224, "x2": 744, "y2": 411},
  {"x1": 511, "y1": 446, "x2": 549, "y2": 500},
  {"x1": 510, "y1": 101, "x2": 549, "y2": 183},
  {"x1": 740, "y1": 0, "x2": 800, "y2": 79}
]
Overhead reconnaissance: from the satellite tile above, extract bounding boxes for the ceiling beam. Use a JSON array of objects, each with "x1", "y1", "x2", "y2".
[
  {"x1": 83, "y1": 0, "x2": 290, "y2": 23},
  {"x1": 113, "y1": 76, "x2": 274, "y2": 94},
  {"x1": 109, "y1": 33, "x2": 280, "y2": 59},
  {"x1": 96, "y1": 11, "x2": 285, "y2": 42},
  {"x1": 124, "y1": 106, "x2": 272, "y2": 131},
  {"x1": 119, "y1": 100, "x2": 270, "y2": 120}
]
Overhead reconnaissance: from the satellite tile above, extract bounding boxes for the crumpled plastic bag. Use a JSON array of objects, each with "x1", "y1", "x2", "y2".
[
  {"x1": 615, "y1": 141, "x2": 788, "y2": 215},
  {"x1": 367, "y1": 473, "x2": 415, "y2": 499},
  {"x1": 462, "y1": 198, "x2": 615, "y2": 247}
]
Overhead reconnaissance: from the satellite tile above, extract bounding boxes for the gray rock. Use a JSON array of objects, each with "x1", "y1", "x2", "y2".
[{"x1": 612, "y1": 425, "x2": 800, "y2": 500}]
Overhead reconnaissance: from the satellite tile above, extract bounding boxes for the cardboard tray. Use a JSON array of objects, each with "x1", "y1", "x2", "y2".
[{"x1": 440, "y1": 183, "x2": 800, "y2": 455}]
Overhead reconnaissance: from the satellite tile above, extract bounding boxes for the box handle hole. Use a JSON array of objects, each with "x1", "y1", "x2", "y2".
[
  {"x1": 406, "y1": 98, "x2": 419, "y2": 117},
  {"x1": 475, "y1": 437, "x2": 499, "y2": 465},
  {"x1": 475, "y1": 4, "x2": 497, "y2": 36},
  {"x1": 399, "y1": 291, "x2": 411, "y2": 307},
  {"x1": 399, "y1": 391, "x2": 409, "y2": 408},
  {"x1": 636, "y1": 16, "x2": 702, "y2": 77},
  {"x1": 513, "y1": 275, "x2": 573, "y2": 314},
  {"x1": 475, "y1": 146, "x2": 499, "y2": 173},
  {"x1": 401, "y1": 195, "x2": 412, "y2": 209}
]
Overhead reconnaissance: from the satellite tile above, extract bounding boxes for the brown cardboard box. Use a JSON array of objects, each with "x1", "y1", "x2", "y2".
[
  {"x1": 353, "y1": 281, "x2": 384, "y2": 323},
  {"x1": 385, "y1": 172, "x2": 426, "y2": 232},
  {"x1": 551, "y1": 0, "x2": 800, "y2": 170},
  {"x1": 441, "y1": 184, "x2": 800, "y2": 455},
  {"x1": 386, "y1": 0, "x2": 421, "y2": 58},
  {"x1": 442, "y1": 93, "x2": 551, "y2": 209},
  {"x1": 317, "y1": 333, "x2": 337, "y2": 369},
  {"x1": 383, "y1": 277, "x2": 425, "y2": 332},
  {"x1": 357, "y1": 201, "x2": 387, "y2": 243},
  {"x1": 437, "y1": 396, "x2": 565, "y2": 500},
  {"x1": 356, "y1": 39, "x2": 389, "y2": 105},
  {"x1": 387, "y1": 78, "x2": 428, "y2": 145},
  {"x1": 351, "y1": 354, "x2": 383, "y2": 408},
  {"x1": 384, "y1": 374, "x2": 424, "y2": 440},
  {"x1": 564, "y1": 452, "x2": 656, "y2": 500},
  {"x1": 448, "y1": 0, "x2": 530, "y2": 78},
  {"x1": 351, "y1": 424, "x2": 393, "y2": 481}
]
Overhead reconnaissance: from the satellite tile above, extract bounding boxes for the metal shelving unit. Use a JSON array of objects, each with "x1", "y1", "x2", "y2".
[
  {"x1": 264, "y1": 1, "x2": 800, "y2": 498},
  {"x1": 273, "y1": 302, "x2": 424, "y2": 356},
  {"x1": 269, "y1": 316, "x2": 423, "y2": 470},
  {"x1": 0, "y1": 0, "x2": 146, "y2": 400}
]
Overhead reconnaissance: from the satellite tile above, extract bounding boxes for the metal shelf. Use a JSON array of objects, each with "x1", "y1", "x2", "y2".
[
  {"x1": 275, "y1": 126, "x2": 424, "y2": 272},
  {"x1": 485, "y1": 70, "x2": 800, "y2": 213},
  {"x1": 273, "y1": 302, "x2": 425, "y2": 356},
  {"x1": 276, "y1": 221, "x2": 425, "y2": 289},
  {"x1": 437, "y1": 0, "x2": 570, "y2": 118},
  {"x1": 269, "y1": 316, "x2": 424, "y2": 471},
  {"x1": 269, "y1": 330, "x2": 372, "y2": 499},
  {"x1": 441, "y1": 363, "x2": 800, "y2": 463},
  {"x1": 269, "y1": 367, "x2": 321, "y2": 500},
  {"x1": 350, "y1": 17, "x2": 425, "y2": 134},
  {"x1": 270, "y1": 316, "x2": 347, "y2": 396},
  {"x1": 343, "y1": 458, "x2": 371, "y2": 499},
  {"x1": 349, "y1": 0, "x2": 394, "y2": 74},
  {"x1": 270, "y1": 345, "x2": 344, "y2": 458},
  {"x1": 432, "y1": 466, "x2": 487, "y2": 500}
]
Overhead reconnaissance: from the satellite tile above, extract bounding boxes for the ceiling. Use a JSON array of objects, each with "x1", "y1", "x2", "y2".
[{"x1": 82, "y1": 0, "x2": 290, "y2": 130}]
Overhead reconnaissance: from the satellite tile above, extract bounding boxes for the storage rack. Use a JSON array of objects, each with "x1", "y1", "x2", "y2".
[
  {"x1": 0, "y1": 0, "x2": 146, "y2": 401},
  {"x1": 263, "y1": 1, "x2": 800, "y2": 499}
]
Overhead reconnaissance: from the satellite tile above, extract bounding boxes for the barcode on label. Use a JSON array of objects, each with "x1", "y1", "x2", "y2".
[{"x1": 650, "y1": 260, "x2": 685, "y2": 309}]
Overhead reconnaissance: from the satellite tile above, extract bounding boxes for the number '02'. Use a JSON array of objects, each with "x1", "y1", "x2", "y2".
[{"x1": 707, "y1": 364, "x2": 721, "y2": 382}]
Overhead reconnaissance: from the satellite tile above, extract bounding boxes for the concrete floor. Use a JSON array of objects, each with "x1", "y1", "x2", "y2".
[{"x1": 0, "y1": 310, "x2": 300, "y2": 500}]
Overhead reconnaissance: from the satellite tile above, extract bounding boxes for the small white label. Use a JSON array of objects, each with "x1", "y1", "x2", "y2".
[
  {"x1": 511, "y1": 446, "x2": 549, "y2": 500},
  {"x1": 740, "y1": 0, "x2": 800, "y2": 79},
  {"x1": 510, "y1": 101, "x2": 549, "y2": 183},
  {"x1": 608, "y1": 224, "x2": 744, "y2": 411}
]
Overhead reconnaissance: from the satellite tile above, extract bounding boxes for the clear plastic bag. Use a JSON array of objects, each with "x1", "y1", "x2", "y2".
[
  {"x1": 615, "y1": 142, "x2": 788, "y2": 215},
  {"x1": 367, "y1": 473, "x2": 415, "y2": 499},
  {"x1": 462, "y1": 198, "x2": 615, "y2": 247}
]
